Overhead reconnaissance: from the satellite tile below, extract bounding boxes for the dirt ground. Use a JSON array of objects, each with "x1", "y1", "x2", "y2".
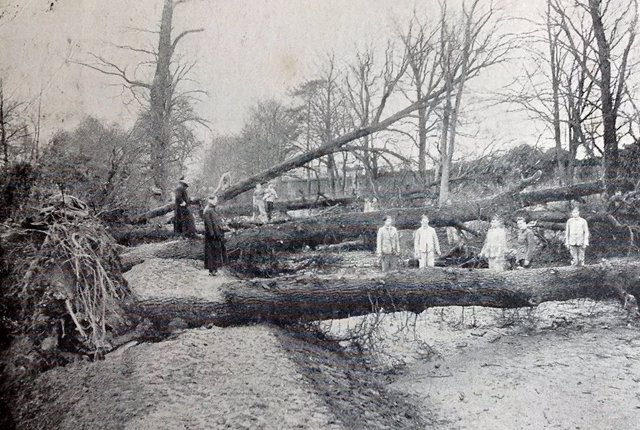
[
  {"x1": 5, "y1": 252, "x2": 640, "y2": 429},
  {"x1": 322, "y1": 300, "x2": 640, "y2": 429},
  {"x1": 9, "y1": 324, "x2": 423, "y2": 429}
]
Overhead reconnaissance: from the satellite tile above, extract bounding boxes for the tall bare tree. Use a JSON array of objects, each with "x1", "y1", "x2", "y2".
[
  {"x1": 344, "y1": 45, "x2": 408, "y2": 196},
  {"x1": 399, "y1": 14, "x2": 442, "y2": 183},
  {"x1": 78, "y1": 0, "x2": 205, "y2": 198},
  {"x1": 436, "y1": 0, "x2": 509, "y2": 206},
  {"x1": 502, "y1": 0, "x2": 600, "y2": 185},
  {"x1": 550, "y1": 0, "x2": 638, "y2": 194},
  {"x1": 290, "y1": 56, "x2": 349, "y2": 196}
]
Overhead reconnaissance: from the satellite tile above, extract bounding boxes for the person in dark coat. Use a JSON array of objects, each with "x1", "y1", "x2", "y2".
[
  {"x1": 174, "y1": 178, "x2": 197, "y2": 237},
  {"x1": 203, "y1": 195, "x2": 228, "y2": 275}
]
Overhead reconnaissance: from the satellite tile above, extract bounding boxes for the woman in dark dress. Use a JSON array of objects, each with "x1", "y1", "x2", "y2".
[
  {"x1": 203, "y1": 195, "x2": 227, "y2": 275},
  {"x1": 174, "y1": 178, "x2": 197, "y2": 237}
]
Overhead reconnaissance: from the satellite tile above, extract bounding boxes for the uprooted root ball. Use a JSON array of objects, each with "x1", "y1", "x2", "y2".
[{"x1": 4, "y1": 217, "x2": 132, "y2": 370}]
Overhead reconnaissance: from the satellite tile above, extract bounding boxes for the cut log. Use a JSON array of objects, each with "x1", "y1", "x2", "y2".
[
  {"x1": 110, "y1": 225, "x2": 178, "y2": 245},
  {"x1": 121, "y1": 239, "x2": 204, "y2": 270},
  {"x1": 517, "y1": 181, "x2": 605, "y2": 206},
  {"x1": 516, "y1": 178, "x2": 633, "y2": 207},
  {"x1": 119, "y1": 171, "x2": 543, "y2": 268},
  {"x1": 126, "y1": 259, "x2": 640, "y2": 327}
]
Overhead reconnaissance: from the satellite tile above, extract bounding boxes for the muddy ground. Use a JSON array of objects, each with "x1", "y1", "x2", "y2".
[{"x1": 4, "y1": 251, "x2": 640, "y2": 429}]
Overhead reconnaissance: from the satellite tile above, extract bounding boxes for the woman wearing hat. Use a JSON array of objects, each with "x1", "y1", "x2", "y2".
[
  {"x1": 174, "y1": 177, "x2": 197, "y2": 237},
  {"x1": 203, "y1": 195, "x2": 228, "y2": 275}
]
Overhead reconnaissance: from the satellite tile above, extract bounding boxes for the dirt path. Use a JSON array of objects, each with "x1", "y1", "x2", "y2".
[{"x1": 13, "y1": 326, "x2": 341, "y2": 430}]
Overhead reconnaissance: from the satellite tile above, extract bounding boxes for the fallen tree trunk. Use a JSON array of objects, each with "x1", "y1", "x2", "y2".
[
  {"x1": 127, "y1": 259, "x2": 640, "y2": 327},
  {"x1": 128, "y1": 177, "x2": 616, "y2": 228},
  {"x1": 218, "y1": 196, "x2": 358, "y2": 218},
  {"x1": 517, "y1": 181, "x2": 605, "y2": 206},
  {"x1": 119, "y1": 171, "x2": 542, "y2": 269},
  {"x1": 129, "y1": 199, "x2": 201, "y2": 225}
]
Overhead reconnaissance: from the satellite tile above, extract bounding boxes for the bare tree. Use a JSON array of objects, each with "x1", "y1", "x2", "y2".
[
  {"x1": 290, "y1": 56, "x2": 350, "y2": 197},
  {"x1": 399, "y1": 13, "x2": 442, "y2": 183},
  {"x1": 436, "y1": 0, "x2": 510, "y2": 206},
  {"x1": 550, "y1": 0, "x2": 638, "y2": 194},
  {"x1": 290, "y1": 79, "x2": 325, "y2": 195},
  {"x1": 316, "y1": 55, "x2": 346, "y2": 196},
  {"x1": 344, "y1": 45, "x2": 408, "y2": 196},
  {"x1": 238, "y1": 99, "x2": 301, "y2": 175},
  {"x1": 501, "y1": 0, "x2": 600, "y2": 185},
  {"x1": 547, "y1": 0, "x2": 566, "y2": 183},
  {"x1": 77, "y1": 0, "x2": 206, "y2": 198},
  {"x1": 0, "y1": 78, "x2": 29, "y2": 169}
]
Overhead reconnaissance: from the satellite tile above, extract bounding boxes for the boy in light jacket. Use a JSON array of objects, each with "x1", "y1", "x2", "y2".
[
  {"x1": 414, "y1": 215, "x2": 441, "y2": 268},
  {"x1": 377, "y1": 216, "x2": 400, "y2": 271},
  {"x1": 565, "y1": 207, "x2": 589, "y2": 266},
  {"x1": 479, "y1": 215, "x2": 508, "y2": 271}
]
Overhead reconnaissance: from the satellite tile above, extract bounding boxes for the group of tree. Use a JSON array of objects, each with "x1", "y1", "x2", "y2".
[
  {"x1": 1, "y1": 0, "x2": 207, "y2": 210},
  {"x1": 507, "y1": 0, "x2": 639, "y2": 191},
  {"x1": 196, "y1": 0, "x2": 510, "y2": 203},
  {"x1": 2, "y1": 0, "x2": 639, "y2": 219},
  {"x1": 195, "y1": 0, "x2": 639, "y2": 207}
]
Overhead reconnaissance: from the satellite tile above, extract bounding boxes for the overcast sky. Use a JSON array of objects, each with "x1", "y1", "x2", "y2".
[{"x1": 0, "y1": 0, "x2": 546, "y2": 155}]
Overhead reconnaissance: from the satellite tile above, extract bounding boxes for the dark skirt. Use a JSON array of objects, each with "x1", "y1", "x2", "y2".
[
  {"x1": 204, "y1": 236, "x2": 227, "y2": 271},
  {"x1": 174, "y1": 207, "x2": 197, "y2": 236}
]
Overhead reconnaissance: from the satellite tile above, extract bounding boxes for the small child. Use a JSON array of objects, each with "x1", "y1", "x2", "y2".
[
  {"x1": 565, "y1": 207, "x2": 589, "y2": 266},
  {"x1": 479, "y1": 215, "x2": 507, "y2": 272},
  {"x1": 263, "y1": 182, "x2": 278, "y2": 222},
  {"x1": 514, "y1": 217, "x2": 536, "y2": 269},
  {"x1": 414, "y1": 215, "x2": 441, "y2": 268},
  {"x1": 363, "y1": 198, "x2": 371, "y2": 213},
  {"x1": 377, "y1": 216, "x2": 400, "y2": 272},
  {"x1": 370, "y1": 197, "x2": 380, "y2": 212}
]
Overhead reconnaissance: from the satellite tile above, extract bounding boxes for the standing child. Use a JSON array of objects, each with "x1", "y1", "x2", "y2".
[
  {"x1": 263, "y1": 183, "x2": 278, "y2": 221},
  {"x1": 377, "y1": 216, "x2": 400, "y2": 272},
  {"x1": 565, "y1": 207, "x2": 589, "y2": 266},
  {"x1": 363, "y1": 198, "x2": 371, "y2": 213},
  {"x1": 479, "y1": 215, "x2": 507, "y2": 271},
  {"x1": 514, "y1": 217, "x2": 536, "y2": 269},
  {"x1": 414, "y1": 215, "x2": 441, "y2": 268},
  {"x1": 253, "y1": 183, "x2": 266, "y2": 221}
]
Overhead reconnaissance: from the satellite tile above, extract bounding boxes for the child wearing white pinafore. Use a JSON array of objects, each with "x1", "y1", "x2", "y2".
[{"x1": 479, "y1": 216, "x2": 508, "y2": 272}]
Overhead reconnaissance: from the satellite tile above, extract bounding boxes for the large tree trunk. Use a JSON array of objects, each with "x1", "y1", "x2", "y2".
[
  {"x1": 129, "y1": 199, "x2": 201, "y2": 225},
  {"x1": 126, "y1": 259, "x2": 640, "y2": 327},
  {"x1": 217, "y1": 196, "x2": 358, "y2": 218},
  {"x1": 517, "y1": 180, "x2": 623, "y2": 206},
  {"x1": 128, "y1": 178, "x2": 624, "y2": 226},
  {"x1": 148, "y1": 0, "x2": 175, "y2": 197},
  {"x1": 120, "y1": 171, "x2": 543, "y2": 269}
]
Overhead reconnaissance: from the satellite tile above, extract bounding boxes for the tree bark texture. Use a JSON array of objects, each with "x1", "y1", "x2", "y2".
[{"x1": 126, "y1": 259, "x2": 640, "y2": 327}]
